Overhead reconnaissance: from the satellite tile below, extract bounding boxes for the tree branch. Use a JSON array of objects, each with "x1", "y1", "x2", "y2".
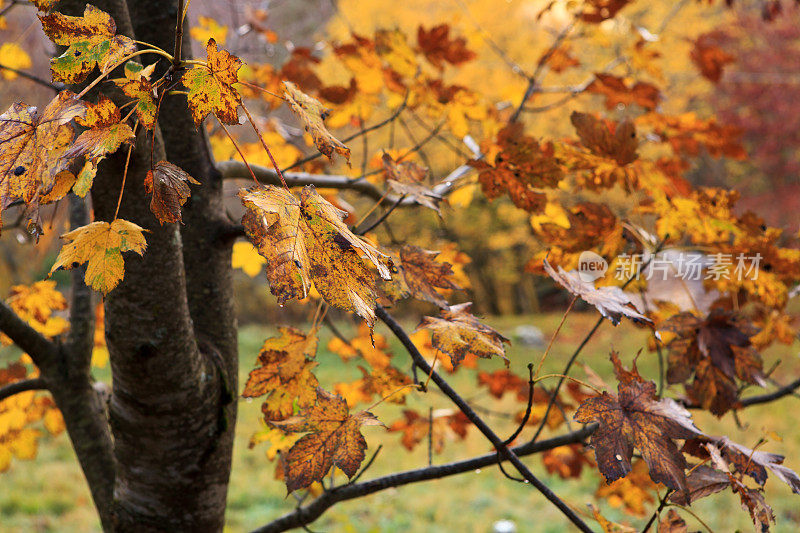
[
  {"x1": 218, "y1": 160, "x2": 466, "y2": 207},
  {"x1": 0, "y1": 377, "x2": 47, "y2": 403},
  {"x1": 0, "y1": 300, "x2": 58, "y2": 370},
  {"x1": 376, "y1": 307, "x2": 594, "y2": 533},
  {"x1": 250, "y1": 424, "x2": 596, "y2": 533},
  {"x1": 0, "y1": 64, "x2": 61, "y2": 91}
]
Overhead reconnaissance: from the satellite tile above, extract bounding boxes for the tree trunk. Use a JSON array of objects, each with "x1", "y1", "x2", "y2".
[{"x1": 59, "y1": 0, "x2": 239, "y2": 530}]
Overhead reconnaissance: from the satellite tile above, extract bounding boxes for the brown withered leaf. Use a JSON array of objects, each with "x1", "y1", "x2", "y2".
[
  {"x1": 239, "y1": 185, "x2": 391, "y2": 327},
  {"x1": 587, "y1": 73, "x2": 661, "y2": 111},
  {"x1": 389, "y1": 408, "x2": 470, "y2": 453},
  {"x1": 570, "y1": 111, "x2": 638, "y2": 166},
  {"x1": 242, "y1": 327, "x2": 319, "y2": 421},
  {"x1": 682, "y1": 436, "x2": 800, "y2": 494},
  {"x1": 575, "y1": 352, "x2": 701, "y2": 492},
  {"x1": 543, "y1": 45, "x2": 580, "y2": 73},
  {"x1": 657, "y1": 510, "x2": 688, "y2": 533},
  {"x1": 471, "y1": 123, "x2": 562, "y2": 213},
  {"x1": 416, "y1": 24, "x2": 476, "y2": 69},
  {"x1": 580, "y1": 0, "x2": 633, "y2": 23},
  {"x1": 416, "y1": 302, "x2": 510, "y2": 368},
  {"x1": 283, "y1": 81, "x2": 350, "y2": 164},
  {"x1": 385, "y1": 245, "x2": 461, "y2": 307},
  {"x1": 1, "y1": 91, "x2": 85, "y2": 219},
  {"x1": 690, "y1": 33, "x2": 735, "y2": 83},
  {"x1": 381, "y1": 153, "x2": 442, "y2": 213},
  {"x1": 144, "y1": 161, "x2": 200, "y2": 225},
  {"x1": 542, "y1": 444, "x2": 594, "y2": 479},
  {"x1": 596, "y1": 459, "x2": 657, "y2": 516},
  {"x1": 270, "y1": 388, "x2": 383, "y2": 492},
  {"x1": 659, "y1": 309, "x2": 766, "y2": 415},
  {"x1": 477, "y1": 369, "x2": 528, "y2": 400},
  {"x1": 669, "y1": 464, "x2": 730, "y2": 505},
  {"x1": 65, "y1": 96, "x2": 135, "y2": 197},
  {"x1": 543, "y1": 258, "x2": 651, "y2": 326},
  {"x1": 183, "y1": 38, "x2": 242, "y2": 126}
]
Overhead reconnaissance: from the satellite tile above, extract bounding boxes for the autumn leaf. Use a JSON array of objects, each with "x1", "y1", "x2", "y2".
[
  {"x1": 543, "y1": 45, "x2": 579, "y2": 73},
  {"x1": 580, "y1": 0, "x2": 633, "y2": 23},
  {"x1": 270, "y1": 388, "x2": 383, "y2": 492},
  {"x1": 0, "y1": 43, "x2": 32, "y2": 80},
  {"x1": 586, "y1": 73, "x2": 661, "y2": 111},
  {"x1": 190, "y1": 16, "x2": 228, "y2": 45},
  {"x1": 542, "y1": 444, "x2": 594, "y2": 479},
  {"x1": 231, "y1": 241, "x2": 266, "y2": 277},
  {"x1": 543, "y1": 258, "x2": 650, "y2": 326},
  {"x1": 659, "y1": 309, "x2": 766, "y2": 415},
  {"x1": 49, "y1": 219, "x2": 147, "y2": 294},
  {"x1": 65, "y1": 96, "x2": 135, "y2": 197},
  {"x1": 182, "y1": 38, "x2": 242, "y2": 126},
  {"x1": 143, "y1": 161, "x2": 200, "y2": 225},
  {"x1": 39, "y1": 4, "x2": 137, "y2": 83},
  {"x1": 327, "y1": 323, "x2": 393, "y2": 369},
  {"x1": 381, "y1": 154, "x2": 442, "y2": 213},
  {"x1": 471, "y1": 123, "x2": 562, "y2": 213},
  {"x1": 242, "y1": 327, "x2": 319, "y2": 421},
  {"x1": 596, "y1": 459, "x2": 657, "y2": 516},
  {"x1": 575, "y1": 352, "x2": 701, "y2": 492},
  {"x1": 239, "y1": 185, "x2": 391, "y2": 327},
  {"x1": 587, "y1": 503, "x2": 636, "y2": 533},
  {"x1": 384, "y1": 245, "x2": 461, "y2": 307},
  {"x1": 283, "y1": 81, "x2": 351, "y2": 164},
  {"x1": 570, "y1": 112, "x2": 638, "y2": 167},
  {"x1": 389, "y1": 409, "x2": 470, "y2": 453},
  {"x1": 0, "y1": 281, "x2": 68, "y2": 345},
  {"x1": 0, "y1": 91, "x2": 85, "y2": 220},
  {"x1": 416, "y1": 302, "x2": 509, "y2": 368},
  {"x1": 691, "y1": 33, "x2": 735, "y2": 83},
  {"x1": 112, "y1": 62, "x2": 157, "y2": 129},
  {"x1": 416, "y1": 24, "x2": 476, "y2": 69},
  {"x1": 657, "y1": 510, "x2": 687, "y2": 533}
]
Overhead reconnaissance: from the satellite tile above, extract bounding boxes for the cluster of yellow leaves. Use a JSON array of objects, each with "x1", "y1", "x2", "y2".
[
  {"x1": 0, "y1": 281, "x2": 68, "y2": 346},
  {"x1": 0, "y1": 364, "x2": 65, "y2": 472}
]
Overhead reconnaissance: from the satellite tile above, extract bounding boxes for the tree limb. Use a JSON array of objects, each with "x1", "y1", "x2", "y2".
[
  {"x1": 376, "y1": 307, "x2": 594, "y2": 533},
  {"x1": 250, "y1": 424, "x2": 596, "y2": 533},
  {"x1": 217, "y1": 160, "x2": 467, "y2": 207},
  {"x1": 0, "y1": 377, "x2": 47, "y2": 403},
  {"x1": 0, "y1": 300, "x2": 58, "y2": 370}
]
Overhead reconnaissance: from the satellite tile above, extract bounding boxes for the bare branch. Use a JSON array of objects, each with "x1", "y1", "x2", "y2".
[
  {"x1": 250, "y1": 424, "x2": 596, "y2": 533},
  {"x1": 0, "y1": 377, "x2": 47, "y2": 403},
  {"x1": 217, "y1": 161, "x2": 467, "y2": 208},
  {"x1": 376, "y1": 307, "x2": 594, "y2": 533},
  {"x1": 0, "y1": 64, "x2": 61, "y2": 91},
  {"x1": 0, "y1": 300, "x2": 58, "y2": 370}
]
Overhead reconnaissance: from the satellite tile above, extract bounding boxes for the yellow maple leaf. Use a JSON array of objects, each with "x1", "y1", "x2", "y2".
[
  {"x1": 232, "y1": 241, "x2": 267, "y2": 278},
  {"x1": 182, "y1": 38, "x2": 242, "y2": 125},
  {"x1": 190, "y1": 16, "x2": 228, "y2": 45},
  {"x1": 0, "y1": 43, "x2": 32, "y2": 80},
  {"x1": 49, "y1": 219, "x2": 147, "y2": 294}
]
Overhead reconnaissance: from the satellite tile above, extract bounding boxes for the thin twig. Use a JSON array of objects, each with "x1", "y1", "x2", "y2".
[
  {"x1": 504, "y1": 363, "x2": 535, "y2": 446},
  {"x1": 377, "y1": 307, "x2": 594, "y2": 533},
  {"x1": 355, "y1": 195, "x2": 406, "y2": 236},
  {"x1": 0, "y1": 64, "x2": 60, "y2": 91}
]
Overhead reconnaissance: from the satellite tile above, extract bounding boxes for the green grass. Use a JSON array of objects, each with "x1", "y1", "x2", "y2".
[{"x1": 3, "y1": 313, "x2": 800, "y2": 532}]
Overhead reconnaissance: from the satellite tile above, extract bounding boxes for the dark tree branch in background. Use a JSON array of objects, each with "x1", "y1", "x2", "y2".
[
  {"x1": 354, "y1": 194, "x2": 406, "y2": 235},
  {"x1": 0, "y1": 64, "x2": 61, "y2": 91},
  {"x1": 0, "y1": 301, "x2": 58, "y2": 371},
  {"x1": 376, "y1": 307, "x2": 594, "y2": 533},
  {"x1": 217, "y1": 161, "x2": 460, "y2": 207},
  {"x1": 0, "y1": 378, "x2": 47, "y2": 403},
  {"x1": 682, "y1": 377, "x2": 800, "y2": 410},
  {"x1": 251, "y1": 424, "x2": 597, "y2": 533}
]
